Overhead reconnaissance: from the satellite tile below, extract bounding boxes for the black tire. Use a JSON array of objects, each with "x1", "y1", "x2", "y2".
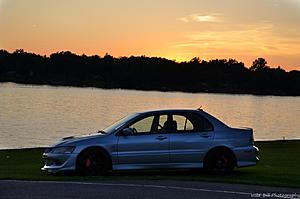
[
  {"x1": 76, "y1": 149, "x2": 110, "y2": 176},
  {"x1": 204, "y1": 150, "x2": 235, "y2": 175}
]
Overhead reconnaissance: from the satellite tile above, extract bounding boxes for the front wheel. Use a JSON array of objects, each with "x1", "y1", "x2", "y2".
[{"x1": 77, "y1": 149, "x2": 109, "y2": 176}]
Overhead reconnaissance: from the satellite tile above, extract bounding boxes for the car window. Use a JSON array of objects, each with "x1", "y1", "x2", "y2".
[
  {"x1": 200, "y1": 116, "x2": 213, "y2": 131},
  {"x1": 158, "y1": 115, "x2": 167, "y2": 131},
  {"x1": 185, "y1": 119, "x2": 193, "y2": 131},
  {"x1": 129, "y1": 116, "x2": 154, "y2": 134},
  {"x1": 173, "y1": 115, "x2": 194, "y2": 131},
  {"x1": 187, "y1": 113, "x2": 213, "y2": 132},
  {"x1": 171, "y1": 113, "x2": 213, "y2": 133},
  {"x1": 103, "y1": 113, "x2": 139, "y2": 134}
]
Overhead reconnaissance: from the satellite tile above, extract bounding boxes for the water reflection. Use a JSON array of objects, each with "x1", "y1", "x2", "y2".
[{"x1": 0, "y1": 83, "x2": 299, "y2": 149}]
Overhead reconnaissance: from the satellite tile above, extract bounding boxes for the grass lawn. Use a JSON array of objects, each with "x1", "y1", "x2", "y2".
[{"x1": 0, "y1": 140, "x2": 299, "y2": 188}]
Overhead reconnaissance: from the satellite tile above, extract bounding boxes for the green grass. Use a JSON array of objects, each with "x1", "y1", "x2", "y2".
[{"x1": 0, "y1": 140, "x2": 300, "y2": 188}]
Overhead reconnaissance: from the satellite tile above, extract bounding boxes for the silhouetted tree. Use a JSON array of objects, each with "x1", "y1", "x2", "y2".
[
  {"x1": 250, "y1": 58, "x2": 269, "y2": 72},
  {"x1": 0, "y1": 49, "x2": 299, "y2": 95}
]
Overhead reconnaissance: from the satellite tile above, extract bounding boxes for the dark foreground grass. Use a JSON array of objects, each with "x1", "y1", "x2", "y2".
[{"x1": 0, "y1": 140, "x2": 299, "y2": 188}]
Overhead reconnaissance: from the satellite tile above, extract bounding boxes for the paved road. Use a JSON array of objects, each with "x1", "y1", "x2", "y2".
[{"x1": 0, "y1": 180, "x2": 299, "y2": 199}]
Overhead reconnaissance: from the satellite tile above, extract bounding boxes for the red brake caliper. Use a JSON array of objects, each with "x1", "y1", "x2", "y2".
[{"x1": 86, "y1": 159, "x2": 91, "y2": 168}]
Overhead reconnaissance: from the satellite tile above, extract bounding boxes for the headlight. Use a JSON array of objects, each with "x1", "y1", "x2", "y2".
[{"x1": 50, "y1": 146, "x2": 75, "y2": 154}]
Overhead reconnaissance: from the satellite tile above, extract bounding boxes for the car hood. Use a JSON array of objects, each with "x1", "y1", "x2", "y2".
[{"x1": 51, "y1": 133, "x2": 107, "y2": 147}]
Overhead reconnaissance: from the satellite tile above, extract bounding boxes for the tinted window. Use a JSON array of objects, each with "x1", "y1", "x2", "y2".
[
  {"x1": 188, "y1": 113, "x2": 213, "y2": 132},
  {"x1": 170, "y1": 113, "x2": 213, "y2": 132}
]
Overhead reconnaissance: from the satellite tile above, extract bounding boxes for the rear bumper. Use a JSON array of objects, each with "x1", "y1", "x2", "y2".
[{"x1": 234, "y1": 145, "x2": 259, "y2": 167}]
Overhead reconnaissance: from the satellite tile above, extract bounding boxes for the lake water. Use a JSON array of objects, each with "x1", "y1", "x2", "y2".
[{"x1": 0, "y1": 83, "x2": 299, "y2": 149}]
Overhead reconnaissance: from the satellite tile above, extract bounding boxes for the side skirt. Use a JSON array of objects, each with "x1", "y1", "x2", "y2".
[{"x1": 112, "y1": 163, "x2": 203, "y2": 171}]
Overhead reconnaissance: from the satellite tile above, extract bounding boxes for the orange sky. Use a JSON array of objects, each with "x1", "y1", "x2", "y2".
[{"x1": 0, "y1": 0, "x2": 300, "y2": 70}]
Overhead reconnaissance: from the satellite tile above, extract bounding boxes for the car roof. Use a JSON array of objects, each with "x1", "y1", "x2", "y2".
[
  {"x1": 137, "y1": 109, "x2": 204, "y2": 115},
  {"x1": 134, "y1": 108, "x2": 228, "y2": 130}
]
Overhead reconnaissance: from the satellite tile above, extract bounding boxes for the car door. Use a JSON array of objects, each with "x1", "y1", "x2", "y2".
[
  {"x1": 169, "y1": 113, "x2": 214, "y2": 163},
  {"x1": 117, "y1": 114, "x2": 169, "y2": 165}
]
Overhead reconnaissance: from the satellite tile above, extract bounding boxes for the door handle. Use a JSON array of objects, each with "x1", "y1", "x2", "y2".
[
  {"x1": 200, "y1": 133, "x2": 211, "y2": 138},
  {"x1": 156, "y1": 136, "x2": 167, "y2": 140}
]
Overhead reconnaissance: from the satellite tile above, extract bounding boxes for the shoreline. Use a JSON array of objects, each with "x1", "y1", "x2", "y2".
[{"x1": 1, "y1": 81, "x2": 300, "y2": 97}]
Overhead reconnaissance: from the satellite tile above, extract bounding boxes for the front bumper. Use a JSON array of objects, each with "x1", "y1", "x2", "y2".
[{"x1": 41, "y1": 152, "x2": 78, "y2": 173}]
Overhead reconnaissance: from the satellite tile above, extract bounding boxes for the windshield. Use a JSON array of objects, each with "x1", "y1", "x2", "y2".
[{"x1": 103, "y1": 113, "x2": 139, "y2": 134}]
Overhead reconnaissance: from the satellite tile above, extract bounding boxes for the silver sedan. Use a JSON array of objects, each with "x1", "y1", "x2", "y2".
[{"x1": 42, "y1": 109, "x2": 259, "y2": 175}]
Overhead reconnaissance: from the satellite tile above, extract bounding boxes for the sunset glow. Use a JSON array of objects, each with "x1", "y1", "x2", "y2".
[{"x1": 0, "y1": 0, "x2": 300, "y2": 70}]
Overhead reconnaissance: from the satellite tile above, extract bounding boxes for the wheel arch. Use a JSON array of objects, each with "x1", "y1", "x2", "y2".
[
  {"x1": 76, "y1": 146, "x2": 112, "y2": 171},
  {"x1": 203, "y1": 145, "x2": 237, "y2": 168}
]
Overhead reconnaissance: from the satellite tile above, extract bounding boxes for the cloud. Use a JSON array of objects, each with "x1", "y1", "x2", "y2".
[
  {"x1": 291, "y1": 0, "x2": 300, "y2": 7},
  {"x1": 172, "y1": 22, "x2": 300, "y2": 57},
  {"x1": 179, "y1": 13, "x2": 222, "y2": 23}
]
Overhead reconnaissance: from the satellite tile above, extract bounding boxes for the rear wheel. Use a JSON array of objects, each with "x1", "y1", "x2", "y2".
[
  {"x1": 204, "y1": 150, "x2": 235, "y2": 174},
  {"x1": 77, "y1": 149, "x2": 109, "y2": 176}
]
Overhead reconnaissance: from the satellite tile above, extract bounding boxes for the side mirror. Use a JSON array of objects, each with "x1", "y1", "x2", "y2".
[{"x1": 122, "y1": 128, "x2": 133, "y2": 136}]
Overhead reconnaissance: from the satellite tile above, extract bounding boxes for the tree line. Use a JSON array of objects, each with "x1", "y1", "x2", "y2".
[{"x1": 0, "y1": 49, "x2": 299, "y2": 95}]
